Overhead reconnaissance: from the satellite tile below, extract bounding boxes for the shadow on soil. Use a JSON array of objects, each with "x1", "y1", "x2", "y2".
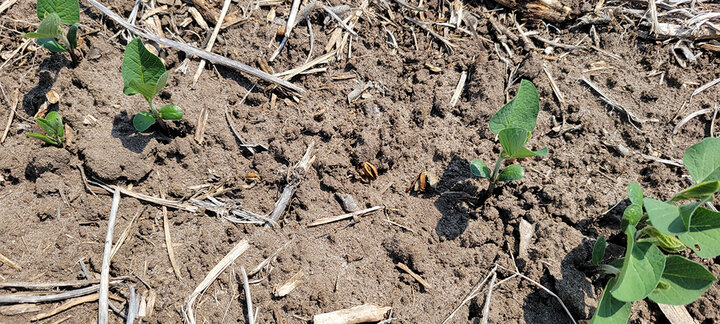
[
  {"x1": 21, "y1": 56, "x2": 68, "y2": 117},
  {"x1": 111, "y1": 111, "x2": 155, "y2": 153},
  {"x1": 434, "y1": 155, "x2": 479, "y2": 240}
]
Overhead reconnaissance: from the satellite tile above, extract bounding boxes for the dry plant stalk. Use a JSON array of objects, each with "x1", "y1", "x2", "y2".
[
  {"x1": 492, "y1": 0, "x2": 573, "y2": 23},
  {"x1": 98, "y1": 188, "x2": 121, "y2": 324},
  {"x1": 194, "y1": 107, "x2": 209, "y2": 144},
  {"x1": 0, "y1": 251, "x2": 21, "y2": 270},
  {"x1": 0, "y1": 89, "x2": 20, "y2": 143},
  {"x1": 192, "y1": 0, "x2": 232, "y2": 86},
  {"x1": 396, "y1": 262, "x2": 431, "y2": 290},
  {"x1": 31, "y1": 293, "x2": 99, "y2": 321},
  {"x1": 162, "y1": 194, "x2": 183, "y2": 280},
  {"x1": 313, "y1": 304, "x2": 391, "y2": 324},
  {"x1": 658, "y1": 303, "x2": 698, "y2": 324},
  {"x1": 308, "y1": 206, "x2": 383, "y2": 227},
  {"x1": 184, "y1": 239, "x2": 249, "y2": 324},
  {"x1": 0, "y1": 304, "x2": 41, "y2": 316},
  {"x1": 268, "y1": 142, "x2": 316, "y2": 225},
  {"x1": 274, "y1": 270, "x2": 304, "y2": 297}
]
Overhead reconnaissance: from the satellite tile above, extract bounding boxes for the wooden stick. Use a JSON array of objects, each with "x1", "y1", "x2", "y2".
[
  {"x1": 0, "y1": 286, "x2": 99, "y2": 304},
  {"x1": 0, "y1": 278, "x2": 129, "y2": 290},
  {"x1": 0, "y1": 89, "x2": 19, "y2": 143},
  {"x1": 313, "y1": 304, "x2": 391, "y2": 324},
  {"x1": 269, "y1": 0, "x2": 302, "y2": 61},
  {"x1": 192, "y1": 0, "x2": 232, "y2": 86},
  {"x1": 88, "y1": 180, "x2": 198, "y2": 212},
  {"x1": 240, "y1": 266, "x2": 254, "y2": 324},
  {"x1": 0, "y1": 0, "x2": 18, "y2": 15},
  {"x1": 194, "y1": 107, "x2": 209, "y2": 144},
  {"x1": 83, "y1": 0, "x2": 304, "y2": 94},
  {"x1": 268, "y1": 142, "x2": 316, "y2": 225},
  {"x1": 308, "y1": 206, "x2": 383, "y2": 227},
  {"x1": 0, "y1": 251, "x2": 21, "y2": 271},
  {"x1": 110, "y1": 207, "x2": 144, "y2": 260},
  {"x1": 449, "y1": 71, "x2": 467, "y2": 107},
  {"x1": 162, "y1": 193, "x2": 183, "y2": 280},
  {"x1": 98, "y1": 188, "x2": 121, "y2": 324},
  {"x1": 31, "y1": 293, "x2": 99, "y2": 321},
  {"x1": 480, "y1": 270, "x2": 497, "y2": 324},
  {"x1": 396, "y1": 263, "x2": 431, "y2": 290},
  {"x1": 184, "y1": 240, "x2": 249, "y2": 324}
]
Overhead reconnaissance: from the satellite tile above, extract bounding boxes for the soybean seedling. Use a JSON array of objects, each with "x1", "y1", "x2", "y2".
[
  {"x1": 469, "y1": 79, "x2": 548, "y2": 194},
  {"x1": 590, "y1": 137, "x2": 720, "y2": 324},
  {"x1": 24, "y1": 0, "x2": 81, "y2": 65},
  {"x1": 122, "y1": 38, "x2": 183, "y2": 132},
  {"x1": 27, "y1": 111, "x2": 65, "y2": 147}
]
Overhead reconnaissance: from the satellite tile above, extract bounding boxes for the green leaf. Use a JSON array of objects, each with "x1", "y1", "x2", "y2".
[
  {"x1": 592, "y1": 236, "x2": 606, "y2": 266},
  {"x1": 648, "y1": 255, "x2": 717, "y2": 305},
  {"x1": 590, "y1": 277, "x2": 632, "y2": 324},
  {"x1": 158, "y1": 104, "x2": 183, "y2": 120},
  {"x1": 489, "y1": 79, "x2": 540, "y2": 134},
  {"x1": 37, "y1": 38, "x2": 67, "y2": 52},
  {"x1": 27, "y1": 133, "x2": 58, "y2": 146},
  {"x1": 640, "y1": 227, "x2": 685, "y2": 253},
  {"x1": 497, "y1": 164, "x2": 524, "y2": 181},
  {"x1": 627, "y1": 182, "x2": 643, "y2": 206},
  {"x1": 122, "y1": 38, "x2": 166, "y2": 99},
  {"x1": 44, "y1": 111, "x2": 63, "y2": 141},
  {"x1": 155, "y1": 71, "x2": 169, "y2": 94},
  {"x1": 67, "y1": 23, "x2": 78, "y2": 49},
  {"x1": 683, "y1": 137, "x2": 720, "y2": 183},
  {"x1": 133, "y1": 112, "x2": 156, "y2": 132},
  {"x1": 499, "y1": 128, "x2": 530, "y2": 157},
  {"x1": 35, "y1": 118, "x2": 57, "y2": 138},
  {"x1": 25, "y1": 13, "x2": 61, "y2": 38},
  {"x1": 679, "y1": 197, "x2": 711, "y2": 231},
  {"x1": 37, "y1": 0, "x2": 79, "y2": 25},
  {"x1": 622, "y1": 204, "x2": 643, "y2": 227},
  {"x1": 678, "y1": 207, "x2": 720, "y2": 258},
  {"x1": 670, "y1": 181, "x2": 720, "y2": 203},
  {"x1": 470, "y1": 160, "x2": 491, "y2": 178},
  {"x1": 129, "y1": 80, "x2": 158, "y2": 102},
  {"x1": 645, "y1": 198, "x2": 685, "y2": 235},
  {"x1": 611, "y1": 226, "x2": 666, "y2": 302}
]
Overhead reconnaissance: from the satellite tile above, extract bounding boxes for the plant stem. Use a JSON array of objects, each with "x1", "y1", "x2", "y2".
[
  {"x1": 148, "y1": 101, "x2": 159, "y2": 116},
  {"x1": 598, "y1": 264, "x2": 620, "y2": 275},
  {"x1": 486, "y1": 154, "x2": 505, "y2": 194},
  {"x1": 148, "y1": 100, "x2": 169, "y2": 134},
  {"x1": 58, "y1": 34, "x2": 79, "y2": 67}
]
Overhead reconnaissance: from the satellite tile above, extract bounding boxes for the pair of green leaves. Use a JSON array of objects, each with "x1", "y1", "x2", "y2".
[
  {"x1": 591, "y1": 138, "x2": 720, "y2": 323},
  {"x1": 122, "y1": 38, "x2": 183, "y2": 132},
  {"x1": 27, "y1": 111, "x2": 64, "y2": 146},
  {"x1": 24, "y1": 0, "x2": 79, "y2": 53},
  {"x1": 470, "y1": 80, "x2": 547, "y2": 182}
]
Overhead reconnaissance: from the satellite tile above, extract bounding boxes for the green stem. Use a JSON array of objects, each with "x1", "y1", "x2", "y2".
[
  {"x1": 599, "y1": 264, "x2": 620, "y2": 275},
  {"x1": 58, "y1": 33, "x2": 78, "y2": 66},
  {"x1": 148, "y1": 100, "x2": 159, "y2": 116},
  {"x1": 486, "y1": 153, "x2": 505, "y2": 194}
]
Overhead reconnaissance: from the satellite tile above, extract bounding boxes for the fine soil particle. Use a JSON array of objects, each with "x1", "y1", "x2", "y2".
[{"x1": 1, "y1": 0, "x2": 719, "y2": 323}]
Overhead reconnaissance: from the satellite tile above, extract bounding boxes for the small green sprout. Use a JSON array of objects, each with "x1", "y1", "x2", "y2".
[
  {"x1": 590, "y1": 137, "x2": 720, "y2": 324},
  {"x1": 121, "y1": 38, "x2": 183, "y2": 132},
  {"x1": 27, "y1": 111, "x2": 65, "y2": 147},
  {"x1": 24, "y1": 0, "x2": 81, "y2": 65},
  {"x1": 469, "y1": 79, "x2": 548, "y2": 193}
]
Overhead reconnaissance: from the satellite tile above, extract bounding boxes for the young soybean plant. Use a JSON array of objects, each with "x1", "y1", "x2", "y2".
[
  {"x1": 122, "y1": 38, "x2": 183, "y2": 132},
  {"x1": 591, "y1": 137, "x2": 720, "y2": 324},
  {"x1": 27, "y1": 111, "x2": 65, "y2": 147},
  {"x1": 24, "y1": 0, "x2": 81, "y2": 65},
  {"x1": 469, "y1": 80, "x2": 548, "y2": 192}
]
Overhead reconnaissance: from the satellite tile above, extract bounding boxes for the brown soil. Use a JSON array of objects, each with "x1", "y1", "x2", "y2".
[{"x1": 1, "y1": 0, "x2": 719, "y2": 323}]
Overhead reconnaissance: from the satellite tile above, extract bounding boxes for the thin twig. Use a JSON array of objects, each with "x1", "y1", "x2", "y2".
[
  {"x1": 396, "y1": 263, "x2": 431, "y2": 290},
  {"x1": 322, "y1": 5, "x2": 358, "y2": 37},
  {"x1": 241, "y1": 266, "x2": 254, "y2": 324},
  {"x1": 480, "y1": 270, "x2": 497, "y2": 324},
  {"x1": 441, "y1": 265, "x2": 497, "y2": 324},
  {"x1": 0, "y1": 286, "x2": 100, "y2": 304},
  {"x1": 308, "y1": 206, "x2": 383, "y2": 227},
  {"x1": 98, "y1": 188, "x2": 121, "y2": 324},
  {"x1": 0, "y1": 278, "x2": 129, "y2": 290},
  {"x1": 192, "y1": 0, "x2": 232, "y2": 86},
  {"x1": 0, "y1": 89, "x2": 19, "y2": 143},
  {"x1": 225, "y1": 84, "x2": 267, "y2": 154},
  {"x1": 673, "y1": 108, "x2": 713, "y2": 134},
  {"x1": 31, "y1": 293, "x2": 99, "y2": 321},
  {"x1": 0, "y1": 251, "x2": 21, "y2": 271},
  {"x1": 162, "y1": 193, "x2": 183, "y2": 280},
  {"x1": 88, "y1": 180, "x2": 198, "y2": 212},
  {"x1": 84, "y1": 0, "x2": 304, "y2": 94},
  {"x1": 268, "y1": 142, "x2": 316, "y2": 226},
  {"x1": 269, "y1": 0, "x2": 302, "y2": 61},
  {"x1": 449, "y1": 71, "x2": 467, "y2": 107},
  {"x1": 184, "y1": 240, "x2": 250, "y2": 324}
]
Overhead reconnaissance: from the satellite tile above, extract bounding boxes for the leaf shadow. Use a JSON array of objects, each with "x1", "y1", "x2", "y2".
[
  {"x1": 111, "y1": 111, "x2": 156, "y2": 153},
  {"x1": 434, "y1": 155, "x2": 480, "y2": 240},
  {"x1": 21, "y1": 55, "x2": 67, "y2": 117}
]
